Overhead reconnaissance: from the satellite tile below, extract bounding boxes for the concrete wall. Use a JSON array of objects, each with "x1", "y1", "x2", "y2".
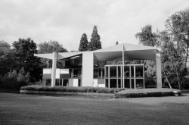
[
  {"x1": 82, "y1": 52, "x2": 94, "y2": 87},
  {"x1": 156, "y1": 52, "x2": 162, "y2": 88}
]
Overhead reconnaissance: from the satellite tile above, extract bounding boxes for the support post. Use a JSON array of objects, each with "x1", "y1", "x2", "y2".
[
  {"x1": 51, "y1": 52, "x2": 57, "y2": 87},
  {"x1": 129, "y1": 66, "x2": 131, "y2": 89},
  {"x1": 156, "y1": 52, "x2": 162, "y2": 88},
  {"x1": 108, "y1": 66, "x2": 110, "y2": 88},
  {"x1": 122, "y1": 44, "x2": 125, "y2": 88},
  {"x1": 134, "y1": 65, "x2": 136, "y2": 89},
  {"x1": 82, "y1": 52, "x2": 94, "y2": 87}
]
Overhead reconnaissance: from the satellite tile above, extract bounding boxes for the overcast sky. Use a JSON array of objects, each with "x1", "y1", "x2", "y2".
[{"x1": 0, "y1": 0, "x2": 188, "y2": 50}]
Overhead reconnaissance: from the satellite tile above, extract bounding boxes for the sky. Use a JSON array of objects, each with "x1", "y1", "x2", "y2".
[{"x1": 0, "y1": 0, "x2": 189, "y2": 51}]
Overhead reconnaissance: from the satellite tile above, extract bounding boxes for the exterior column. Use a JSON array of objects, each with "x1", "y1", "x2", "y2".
[
  {"x1": 122, "y1": 44, "x2": 125, "y2": 88},
  {"x1": 82, "y1": 52, "x2": 94, "y2": 87},
  {"x1": 134, "y1": 66, "x2": 136, "y2": 89},
  {"x1": 51, "y1": 52, "x2": 57, "y2": 87},
  {"x1": 156, "y1": 52, "x2": 162, "y2": 88}
]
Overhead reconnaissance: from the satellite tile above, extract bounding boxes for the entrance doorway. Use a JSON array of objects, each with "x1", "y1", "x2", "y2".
[{"x1": 105, "y1": 64, "x2": 144, "y2": 89}]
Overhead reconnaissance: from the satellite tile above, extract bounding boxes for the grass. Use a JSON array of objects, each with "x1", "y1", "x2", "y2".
[{"x1": 0, "y1": 92, "x2": 189, "y2": 125}]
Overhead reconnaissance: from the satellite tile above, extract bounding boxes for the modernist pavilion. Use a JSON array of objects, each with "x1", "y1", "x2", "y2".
[{"x1": 35, "y1": 43, "x2": 162, "y2": 89}]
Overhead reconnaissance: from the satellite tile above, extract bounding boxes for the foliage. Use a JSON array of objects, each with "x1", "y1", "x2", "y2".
[
  {"x1": 161, "y1": 32, "x2": 186, "y2": 89},
  {"x1": 0, "y1": 41, "x2": 10, "y2": 55},
  {"x1": 78, "y1": 33, "x2": 89, "y2": 51},
  {"x1": 13, "y1": 38, "x2": 42, "y2": 82},
  {"x1": 136, "y1": 25, "x2": 159, "y2": 47},
  {"x1": 0, "y1": 50, "x2": 15, "y2": 76},
  {"x1": 0, "y1": 69, "x2": 30, "y2": 91},
  {"x1": 136, "y1": 10, "x2": 189, "y2": 89},
  {"x1": 88, "y1": 25, "x2": 102, "y2": 51},
  {"x1": 115, "y1": 89, "x2": 180, "y2": 98},
  {"x1": 21, "y1": 85, "x2": 123, "y2": 94},
  {"x1": 38, "y1": 41, "x2": 67, "y2": 53},
  {"x1": 166, "y1": 10, "x2": 189, "y2": 70},
  {"x1": 135, "y1": 25, "x2": 157, "y2": 87},
  {"x1": 38, "y1": 41, "x2": 67, "y2": 68}
]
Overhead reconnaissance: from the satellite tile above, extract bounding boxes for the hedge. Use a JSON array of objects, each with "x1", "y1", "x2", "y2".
[{"x1": 20, "y1": 85, "x2": 124, "y2": 94}]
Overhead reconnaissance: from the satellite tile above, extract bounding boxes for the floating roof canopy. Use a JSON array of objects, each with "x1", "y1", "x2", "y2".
[
  {"x1": 35, "y1": 43, "x2": 157, "y2": 61},
  {"x1": 93, "y1": 43, "x2": 157, "y2": 61},
  {"x1": 35, "y1": 51, "x2": 82, "y2": 60}
]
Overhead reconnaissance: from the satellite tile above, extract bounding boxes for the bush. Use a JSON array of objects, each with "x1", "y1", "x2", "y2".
[
  {"x1": 115, "y1": 89, "x2": 180, "y2": 98},
  {"x1": 183, "y1": 78, "x2": 189, "y2": 89},
  {"x1": 145, "y1": 77, "x2": 156, "y2": 88},
  {"x1": 0, "y1": 77, "x2": 27, "y2": 91},
  {"x1": 0, "y1": 68, "x2": 30, "y2": 91},
  {"x1": 20, "y1": 85, "x2": 124, "y2": 94}
]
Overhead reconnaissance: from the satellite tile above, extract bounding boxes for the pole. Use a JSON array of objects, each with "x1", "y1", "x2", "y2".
[{"x1": 122, "y1": 44, "x2": 125, "y2": 88}]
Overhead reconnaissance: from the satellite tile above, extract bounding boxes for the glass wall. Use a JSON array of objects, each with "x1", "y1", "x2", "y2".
[{"x1": 105, "y1": 64, "x2": 144, "y2": 89}]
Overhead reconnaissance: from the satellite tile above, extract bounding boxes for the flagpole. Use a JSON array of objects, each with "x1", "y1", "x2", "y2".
[{"x1": 122, "y1": 43, "x2": 125, "y2": 88}]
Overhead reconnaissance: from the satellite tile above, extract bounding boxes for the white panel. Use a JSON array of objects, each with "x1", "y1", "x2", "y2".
[
  {"x1": 73, "y1": 79, "x2": 78, "y2": 87},
  {"x1": 56, "y1": 69, "x2": 60, "y2": 79},
  {"x1": 60, "y1": 69, "x2": 69, "y2": 74},
  {"x1": 43, "y1": 69, "x2": 51, "y2": 74},
  {"x1": 93, "y1": 79, "x2": 98, "y2": 87},
  {"x1": 98, "y1": 84, "x2": 105, "y2": 88}
]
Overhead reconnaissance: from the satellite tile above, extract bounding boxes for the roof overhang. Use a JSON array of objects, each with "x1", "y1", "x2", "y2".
[
  {"x1": 93, "y1": 43, "x2": 157, "y2": 61},
  {"x1": 35, "y1": 52, "x2": 82, "y2": 60},
  {"x1": 34, "y1": 43, "x2": 157, "y2": 61}
]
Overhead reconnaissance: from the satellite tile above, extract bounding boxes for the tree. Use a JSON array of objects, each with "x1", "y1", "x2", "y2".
[
  {"x1": 116, "y1": 41, "x2": 119, "y2": 45},
  {"x1": 0, "y1": 41, "x2": 10, "y2": 55},
  {"x1": 88, "y1": 25, "x2": 102, "y2": 51},
  {"x1": 13, "y1": 38, "x2": 42, "y2": 82},
  {"x1": 38, "y1": 41, "x2": 67, "y2": 54},
  {"x1": 166, "y1": 10, "x2": 189, "y2": 71},
  {"x1": 38, "y1": 41, "x2": 67, "y2": 68},
  {"x1": 0, "y1": 41, "x2": 12, "y2": 76},
  {"x1": 161, "y1": 32, "x2": 186, "y2": 89},
  {"x1": 78, "y1": 33, "x2": 88, "y2": 51},
  {"x1": 136, "y1": 25, "x2": 159, "y2": 47},
  {"x1": 136, "y1": 25, "x2": 159, "y2": 87},
  {"x1": 0, "y1": 49, "x2": 16, "y2": 76}
]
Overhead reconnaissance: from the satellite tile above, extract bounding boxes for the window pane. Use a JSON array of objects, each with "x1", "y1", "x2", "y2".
[
  {"x1": 110, "y1": 79, "x2": 117, "y2": 88},
  {"x1": 118, "y1": 66, "x2": 121, "y2": 78},
  {"x1": 110, "y1": 66, "x2": 117, "y2": 78},
  {"x1": 124, "y1": 66, "x2": 130, "y2": 77},
  {"x1": 136, "y1": 66, "x2": 143, "y2": 77}
]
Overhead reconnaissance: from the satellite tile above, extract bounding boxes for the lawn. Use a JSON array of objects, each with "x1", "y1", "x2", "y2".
[{"x1": 0, "y1": 93, "x2": 189, "y2": 125}]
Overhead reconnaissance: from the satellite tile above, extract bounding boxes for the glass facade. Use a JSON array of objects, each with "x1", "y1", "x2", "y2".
[{"x1": 104, "y1": 64, "x2": 144, "y2": 89}]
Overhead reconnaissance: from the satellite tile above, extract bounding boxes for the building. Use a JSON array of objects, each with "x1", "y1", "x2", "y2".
[{"x1": 35, "y1": 43, "x2": 162, "y2": 89}]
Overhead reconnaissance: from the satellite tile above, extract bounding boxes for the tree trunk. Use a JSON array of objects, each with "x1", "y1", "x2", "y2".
[
  {"x1": 185, "y1": 45, "x2": 189, "y2": 71},
  {"x1": 165, "y1": 75, "x2": 172, "y2": 89},
  {"x1": 176, "y1": 71, "x2": 181, "y2": 89}
]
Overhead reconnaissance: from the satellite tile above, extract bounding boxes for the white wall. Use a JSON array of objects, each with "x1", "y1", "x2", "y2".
[
  {"x1": 82, "y1": 52, "x2": 94, "y2": 87},
  {"x1": 156, "y1": 53, "x2": 162, "y2": 88}
]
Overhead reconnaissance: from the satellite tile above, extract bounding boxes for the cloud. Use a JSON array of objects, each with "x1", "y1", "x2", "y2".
[{"x1": 0, "y1": 0, "x2": 188, "y2": 50}]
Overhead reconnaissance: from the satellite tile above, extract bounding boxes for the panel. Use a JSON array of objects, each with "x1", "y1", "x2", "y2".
[
  {"x1": 82, "y1": 52, "x2": 94, "y2": 87},
  {"x1": 105, "y1": 79, "x2": 109, "y2": 88},
  {"x1": 110, "y1": 66, "x2": 117, "y2": 78},
  {"x1": 118, "y1": 79, "x2": 121, "y2": 88},
  {"x1": 124, "y1": 79, "x2": 130, "y2": 88},
  {"x1": 131, "y1": 66, "x2": 134, "y2": 77},
  {"x1": 110, "y1": 79, "x2": 117, "y2": 88},
  {"x1": 131, "y1": 79, "x2": 135, "y2": 89},
  {"x1": 136, "y1": 66, "x2": 143, "y2": 78},
  {"x1": 124, "y1": 66, "x2": 130, "y2": 77}
]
